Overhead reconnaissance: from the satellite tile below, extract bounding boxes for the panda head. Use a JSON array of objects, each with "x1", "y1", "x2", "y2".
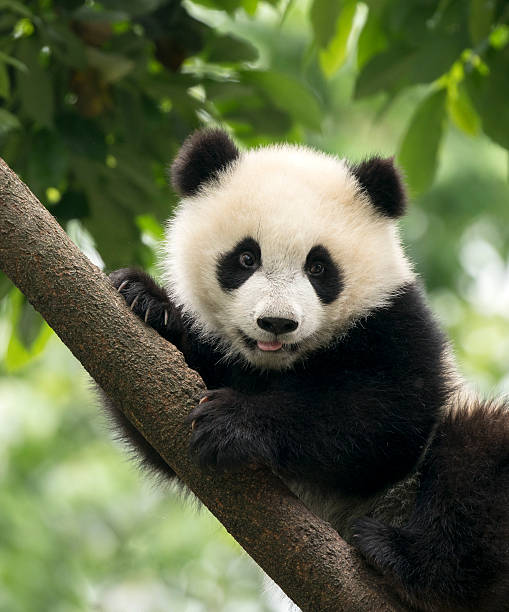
[{"x1": 163, "y1": 129, "x2": 414, "y2": 370}]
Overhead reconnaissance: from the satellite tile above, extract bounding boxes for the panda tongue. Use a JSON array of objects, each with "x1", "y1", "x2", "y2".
[{"x1": 257, "y1": 340, "x2": 283, "y2": 351}]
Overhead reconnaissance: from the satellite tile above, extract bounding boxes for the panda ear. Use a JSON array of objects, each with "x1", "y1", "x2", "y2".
[
  {"x1": 170, "y1": 128, "x2": 240, "y2": 196},
  {"x1": 350, "y1": 156, "x2": 407, "y2": 218}
]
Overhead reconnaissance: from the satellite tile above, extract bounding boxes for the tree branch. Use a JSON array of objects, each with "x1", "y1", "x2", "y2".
[{"x1": 0, "y1": 157, "x2": 407, "y2": 612}]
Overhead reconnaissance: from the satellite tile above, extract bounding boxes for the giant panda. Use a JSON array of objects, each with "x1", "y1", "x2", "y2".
[{"x1": 106, "y1": 129, "x2": 509, "y2": 612}]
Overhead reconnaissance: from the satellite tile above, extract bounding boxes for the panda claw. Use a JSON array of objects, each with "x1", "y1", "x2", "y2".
[
  {"x1": 117, "y1": 280, "x2": 128, "y2": 293},
  {"x1": 199, "y1": 396, "x2": 209, "y2": 404},
  {"x1": 144, "y1": 305, "x2": 151, "y2": 323},
  {"x1": 130, "y1": 294, "x2": 140, "y2": 310},
  {"x1": 164, "y1": 309, "x2": 168, "y2": 326}
]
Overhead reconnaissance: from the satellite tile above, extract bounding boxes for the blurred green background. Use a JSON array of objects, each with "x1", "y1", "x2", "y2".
[{"x1": 1, "y1": 0, "x2": 508, "y2": 610}]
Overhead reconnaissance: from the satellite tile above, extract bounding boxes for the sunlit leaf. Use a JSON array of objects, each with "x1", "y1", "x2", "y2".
[
  {"x1": 241, "y1": 0, "x2": 258, "y2": 15},
  {"x1": 5, "y1": 323, "x2": 52, "y2": 371},
  {"x1": 318, "y1": 0, "x2": 357, "y2": 77},
  {"x1": 356, "y1": 12, "x2": 387, "y2": 69},
  {"x1": 398, "y1": 89, "x2": 446, "y2": 195},
  {"x1": 136, "y1": 214, "x2": 165, "y2": 241},
  {"x1": 310, "y1": 0, "x2": 343, "y2": 48},
  {"x1": 5, "y1": 292, "x2": 52, "y2": 370},
  {"x1": 447, "y1": 84, "x2": 481, "y2": 136}
]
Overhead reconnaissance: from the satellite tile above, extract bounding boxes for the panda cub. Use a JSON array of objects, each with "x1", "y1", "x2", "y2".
[{"x1": 107, "y1": 129, "x2": 509, "y2": 612}]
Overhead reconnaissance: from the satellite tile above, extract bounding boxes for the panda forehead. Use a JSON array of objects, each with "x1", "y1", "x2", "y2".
[{"x1": 178, "y1": 145, "x2": 386, "y2": 257}]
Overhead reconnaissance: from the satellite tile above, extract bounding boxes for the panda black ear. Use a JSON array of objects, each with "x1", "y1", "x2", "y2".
[
  {"x1": 170, "y1": 128, "x2": 240, "y2": 196},
  {"x1": 350, "y1": 156, "x2": 407, "y2": 218}
]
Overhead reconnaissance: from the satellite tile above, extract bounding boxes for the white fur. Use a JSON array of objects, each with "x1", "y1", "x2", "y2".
[{"x1": 162, "y1": 144, "x2": 414, "y2": 369}]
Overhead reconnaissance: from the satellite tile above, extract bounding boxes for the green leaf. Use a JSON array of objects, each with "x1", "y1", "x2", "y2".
[
  {"x1": 466, "y1": 47, "x2": 509, "y2": 149},
  {"x1": 0, "y1": 108, "x2": 21, "y2": 135},
  {"x1": 16, "y1": 38, "x2": 54, "y2": 127},
  {"x1": 241, "y1": 0, "x2": 258, "y2": 15},
  {"x1": 310, "y1": 0, "x2": 343, "y2": 48},
  {"x1": 0, "y1": 0, "x2": 32, "y2": 17},
  {"x1": 397, "y1": 89, "x2": 446, "y2": 195},
  {"x1": 0, "y1": 50, "x2": 27, "y2": 72},
  {"x1": 5, "y1": 323, "x2": 52, "y2": 371},
  {"x1": 5, "y1": 292, "x2": 52, "y2": 371},
  {"x1": 243, "y1": 70, "x2": 322, "y2": 130},
  {"x1": 206, "y1": 33, "x2": 258, "y2": 63},
  {"x1": 0, "y1": 272, "x2": 12, "y2": 300},
  {"x1": 447, "y1": 84, "x2": 481, "y2": 136},
  {"x1": 356, "y1": 12, "x2": 387, "y2": 69},
  {"x1": 469, "y1": 0, "x2": 495, "y2": 46},
  {"x1": 355, "y1": 35, "x2": 463, "y2": 99},
  {"x1": 136, "y1": 214, "x2": 165, "y2": 241},
  {"x1": 0, "y1": 62, "x2": 10, "y2": 99},
  {"x1": 25, "y1": 129, "x2": 69, "y2": 197},
  {"x1": 16, "y1": 299, "x2": 43, "y2": 350},
  {"x1": 99, "y1": 0, "x2": 166, "y2": 16},
  {"x1": 318, "y1": 0, "x2": 357, "y2": 77}
]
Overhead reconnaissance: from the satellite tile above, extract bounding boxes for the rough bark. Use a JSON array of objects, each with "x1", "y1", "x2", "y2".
[{"x1": 0, "y1": 157, "x2": 408, "y2": 612}]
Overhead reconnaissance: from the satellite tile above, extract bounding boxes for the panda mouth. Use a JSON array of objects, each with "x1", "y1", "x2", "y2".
[
  {"x1": 257, "y1": 340, "x2": 283, "y2": 351},
  {"x1": 240, "y1": 332, "x2": 299, "y2": 353}
]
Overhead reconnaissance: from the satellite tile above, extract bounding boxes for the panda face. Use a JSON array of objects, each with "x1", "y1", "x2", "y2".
[{"x1": 164, "y1": 140, "x2": 414, "y2": 370}]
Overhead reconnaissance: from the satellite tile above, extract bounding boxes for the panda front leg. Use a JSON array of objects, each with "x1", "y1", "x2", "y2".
[
  {"x1": 103, "y1": 268, "x2": 185, "y2": 480},
  {"x1": 186, "y1": 388, "x2": 284, "y2": 471}
]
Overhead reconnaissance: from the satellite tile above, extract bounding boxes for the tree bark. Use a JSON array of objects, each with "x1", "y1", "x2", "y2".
[{"x1": 0, "y1": 157, "x2": 408, "y2": 612}]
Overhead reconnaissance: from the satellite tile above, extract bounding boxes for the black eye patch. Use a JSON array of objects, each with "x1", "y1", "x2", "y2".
[
  {"x1": 304, "y1": 245, "x2": 343, "y2": 304},
  {"x1": 217, "y1": 237, "x2": 261, "y2": 291}
]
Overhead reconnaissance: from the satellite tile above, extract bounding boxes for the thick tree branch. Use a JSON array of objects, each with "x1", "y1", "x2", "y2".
[{"x1": 0, "y1": 158, "x2": 407, "y2": 612}]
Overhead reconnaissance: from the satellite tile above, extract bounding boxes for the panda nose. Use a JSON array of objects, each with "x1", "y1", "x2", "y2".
[{"x1": 257, "y1": 316, "x2": 298, "y2": 335}]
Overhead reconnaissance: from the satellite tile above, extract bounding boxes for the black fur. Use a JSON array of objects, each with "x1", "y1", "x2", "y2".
[
  {"x1": 216, "y1": 237, "x2": 261, "y2": 291},
  {"x1": 350, "y1": 156, "x2": 407, "y2": 218},
  {"x1": 353, "y1": 400, "x2": 509, "y2": 611},
  {"x1": 108, "y1": 275, "x2": 448, "y2": 494},
  {"x1": 106, "y1": 266, "x2": 509, "y2": 610},
  {"x1": 170, "y1": 128, "x2": 239, "y2": 196},
  {"x1": 304, "y1": 245, "x2": 343, "y2": 304}
]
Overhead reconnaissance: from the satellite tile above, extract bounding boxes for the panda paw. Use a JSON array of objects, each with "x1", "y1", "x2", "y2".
[
  {"x1": 109, "y1": 268, "x2": 172, "y2": 335},
  {"x1": 187, "y1": 389, "x2": 260, "y2": 471},
  {"x1": 351, "y1": 516, "x2": 412, "y2": 579}
]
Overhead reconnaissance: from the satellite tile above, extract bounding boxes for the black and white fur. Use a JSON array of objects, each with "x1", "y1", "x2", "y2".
[{"x1": 105, "y1": 129, "x2": 509, "y2": 612}]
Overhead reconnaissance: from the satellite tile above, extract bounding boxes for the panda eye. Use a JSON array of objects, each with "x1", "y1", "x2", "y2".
[
  {"x1": 239, "y1": 251, "x2": 257, "y2": 269},
  {"x1": 308, "y1": 261, "x2": 325, "y2": 276}
]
